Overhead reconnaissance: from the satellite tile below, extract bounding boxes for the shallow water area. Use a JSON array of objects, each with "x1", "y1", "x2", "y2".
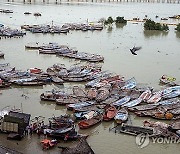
[{"x1": 0, "y1": 1, "x2": 180, "y2": 154}]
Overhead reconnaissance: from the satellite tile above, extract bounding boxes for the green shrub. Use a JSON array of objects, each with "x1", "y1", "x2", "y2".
[
  {"x1": 144, "y1": 19, "x2": 169, "y2": 31},
  {"x1": 115, "y1": 16, "x2": 127, "y2": 24}
]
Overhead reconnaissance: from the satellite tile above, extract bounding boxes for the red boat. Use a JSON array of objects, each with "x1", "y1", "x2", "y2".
[
  {"x1": 103, "y1": 106, "x2": 117, "y2": 121},
  {"x1": 78, "y1": 113, "x2": 103, "y2": 129}
]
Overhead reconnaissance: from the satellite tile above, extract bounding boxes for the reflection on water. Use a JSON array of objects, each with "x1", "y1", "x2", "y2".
[
  {"x1": 176, "y1": 31, "x2": 180, "y2": 38},
  {"x1": 143, "y1": 30, "x2": 169, "y2": 38},
  {"x1": 115, "y1": 23, "x2": 127, "y2": 29}
]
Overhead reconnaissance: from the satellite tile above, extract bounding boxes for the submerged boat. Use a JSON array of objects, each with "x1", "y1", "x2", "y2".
[
  {"x1": 114, "y1": 108, "x2": 128, "y2": 124},
  {"x1": 119, "y1": 123, "x2": 157, "y2": 137}
]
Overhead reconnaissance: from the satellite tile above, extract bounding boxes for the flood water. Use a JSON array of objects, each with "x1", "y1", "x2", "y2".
[{"x1": 0, "y1": 1, "x2": 180, "y2": 154}]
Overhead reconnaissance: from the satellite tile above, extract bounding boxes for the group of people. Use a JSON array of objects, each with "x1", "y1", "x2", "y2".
[{"x1": 24, "y1": 120, "x2": 45, "y2": 138}]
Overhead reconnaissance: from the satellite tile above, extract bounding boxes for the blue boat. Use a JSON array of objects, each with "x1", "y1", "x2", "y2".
[
  {"x1": 67, "y1": 101, "x2": 94, "y2": 110},
  {"x1": 114, "y1": 108, "x2": 128, "y2": 124},
  {"x1": 112, "y1": 96, "x2": 131, "y2": 107},
  {"x1": 157, "y1": 98, "x2": 179, "y2": 106},
  {"x1": 122, "y1": 98, "x2": 142, "y2": 108},
  {"x1": 121, "y1": 77, "x2": 136, "y2": 90},
  {"x1": 162, "y1": 90, "x2": 180, "y2": 99}
]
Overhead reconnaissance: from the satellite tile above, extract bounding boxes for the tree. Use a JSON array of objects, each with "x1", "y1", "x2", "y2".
[
  {"x1": 115, "y1": 16, "x2": 127, "y2": 24},
  {"x1": 104, "y1": 16, "x2": 114, "y2": 25},
  {"x1": 175, "y1": 23, "x2": 180, "y2": 32},
  {"x1": 144, "y1": 19, "x2": 169, "y2": 31}
]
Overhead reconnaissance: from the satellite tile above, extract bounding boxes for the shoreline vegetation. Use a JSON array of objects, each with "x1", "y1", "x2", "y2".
[{"x1": 102, "y1": 16, "x2": 180, "y2": 32}]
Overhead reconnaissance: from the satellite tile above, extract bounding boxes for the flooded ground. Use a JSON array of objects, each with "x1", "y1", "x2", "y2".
[{"x1": 0, "y1": 1, "x2": 180, "y2": 154}]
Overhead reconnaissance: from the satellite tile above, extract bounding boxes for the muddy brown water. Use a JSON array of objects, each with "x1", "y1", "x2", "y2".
[{"x1": 0, "y1": 1, "x2": 180, "y2": 154}]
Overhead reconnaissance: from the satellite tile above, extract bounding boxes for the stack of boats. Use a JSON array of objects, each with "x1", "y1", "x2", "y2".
[
  {"x1": 21, "y1": 23, "x2": 103, "y2": 34},
  {"x1": 40, "y1": 75, "x2": 180, "y2": 130},
  {"x1": 25, "y1": 42, "x2": 104, "y2": 62},
  {"x1": 0, "y1": 27, "x2": 26, "y2": 38},
  {"x1": 0, "y1": 63, "x2": 104, "y2": 87}
]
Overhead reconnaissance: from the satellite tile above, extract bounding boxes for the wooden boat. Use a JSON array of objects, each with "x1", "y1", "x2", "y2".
[
  {"x1": 169, "y1": 107, "x2": 180, "y2": 115},
  {"x1": 139, "y1": 89, "x2": 152, "y2": 101},
  {"x1": 39, "y1": 49, "x2": 56, "y2": 54},
  {"x1": 48, "y1": 115, "x2": 74, "y2": 129},
  {"x1": 60, "y1": 138, "x2": 95, "y2": 154},
  {"x1": 73, "y1": 86, "x2": 87, "y2": 98},
  {"x1": 75, "y1": 110, "x2": 96, "y2": 120},
  {"x1": 29, "y1": 67, "x2": 42, "y2": 74},
  {"x1": 147, "y1": 92, "x2": 162, "y2": 103},
  {"x1": 14, "y1": 81, "x2": 45, "y2": 86},
  {"x1": 121, "y1": 77, "x2": 136, "y2": 90},
  {"x1": 161, "y1": 18, "x2": 168, "y2": 20},
  {"x1": 25, "y1": 42, "x2": 41, "y2": 49},
  {"x1": 40, "y1": 90, "x2": 67, "y2": 101},
  {"x1": 78, "y1": 113, "x2": 103, "y2": 129},
  {"x1": 51, "y1": 76, "x2": 64, "y2": 84},
  {"x1": 101, "y1": 75, "x2": 123, "y2": 83},
  {"x1": 67, "y1": 101, "x2": 95, "y2": 111},
  {"x1": 114, "y1": 108, "x2": 128, "y2": 124},
  {"x1": 156, "y1": 98, "x2": 179, "y2": 106},
  {"x1": 96, "y1": 87, "x2": 109, "y2": 102},
  {"x1": 0, "y1": 82, "x2": 11, "y2": 88},
  {"x1": 73, "y1": 105, "x2": 99, "y2": 113},
  {"x1": 103, "y1": 105, "x2": 117, "y2": 121},
  {"x1": 34, "y1": 12, "x2": 41, "y2": 16},
  {"x1": 56, "y1": 96, "x2": 80, "y2": 105},
  {"x1": 128, "y1": 104, "x2": 158, "y2": 112},
  {"x1": 170, "y1": 120, "x2": 180, "y2": 130},
  {"x1": 101, "y1": 95, "x2": 120, "y2": 105},
  {"x1": 49, "y1": 127, "x2": 82, "y2": 140},
  {"x1": 74, "y1": 111, "x2": 89, "y2": 120},
  {"x1": 62, "y1": 76, "x2": 89, "y2": 82},
  {"x1": 129, "y1": 90, "x2": 141, "y2": 99},
  {"x1": 87, "y1": 88, "x2": 97, "y2": 100},
  {"x1": 112, "y1": 96, "x2": 131, "y2": 107},
  {"x1": 122, "y1": 98, "x2": 142, "y2": 108},
  {"x1": 134, "y1": 109, "x2": 162, "y2": 117},
  {"x1": 24, "y1": 12, "x2": 32, "y2": 15}
]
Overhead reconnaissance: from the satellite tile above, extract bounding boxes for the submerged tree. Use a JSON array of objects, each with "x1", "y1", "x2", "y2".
[
  {"x1": 175, "y1": 23, "x2": 180, "y2": 32},
  {"x1": 144, "y1": 19, "x2": 169, "y2": 31},
  {"x1": 104, "y1": 16, "x2": 114, "y2": 25},
  {"x1": 115, "y1": 16, "x2": 127, "y2": 24}
]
